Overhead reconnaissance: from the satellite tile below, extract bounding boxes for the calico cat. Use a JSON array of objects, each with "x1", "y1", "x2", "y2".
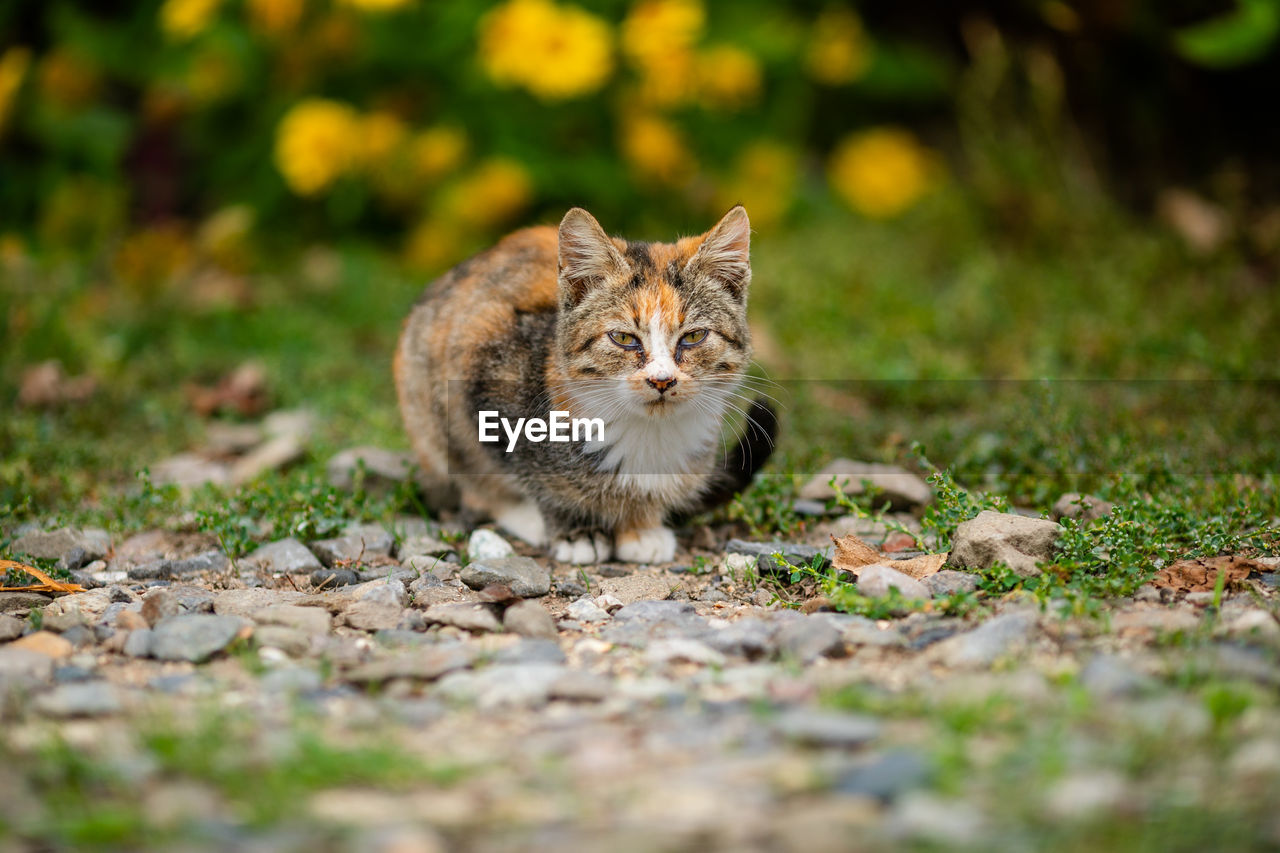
[{"x1": 394, "y1": 205, "x2": 775, "y2": 564}]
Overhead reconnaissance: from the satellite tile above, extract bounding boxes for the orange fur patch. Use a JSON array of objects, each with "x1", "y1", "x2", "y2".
[{"x1": 634, "y1": 282, "x2": 684, "y2": 326}]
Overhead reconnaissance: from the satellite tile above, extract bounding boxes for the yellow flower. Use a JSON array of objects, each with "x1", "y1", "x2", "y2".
[
  {"x1": 696, "y1": 45, "x2": 761, "y2": 110},
  {"x1": 620, "y1": 114, "x2": 693, "y2": 186},
  {"x1": 0, "y1": 47, "x2": 32, "y2": 134},
  {"x1": 622, "y1": 0, "x2": 704, "y2": 67},
  {"x1": 336, "y1": 0, "x2": 413, "y2": 11},
  {"x1": 442, "y1": 158, "x2": 533, "y2": 228},
  {"x1": 715, "y1": 141, "x2": 796, "y2": 228},
  {"x1": 357, "y1": 110, "x2": 408, "y2": 167},
  {"x1": 246, "y1": 0, "x2": 306, "y2": 36},
  {"x1": 405, "y1": 218, "x2": 465, "y2": 271},
  {"x1": 806, "y1": 6, "x2": 871, "y2": 85},
  {"x1": 478, "y1": 0, "x2": 614, "y2": 100},
  {"x1": 160, "y1": 0, "x2": 224, "y2": 40},
  {"x1": 273, "y1": 98, "x2": 361, "y2": 196},
  {"x1": 38, "y1": 49, "x2": 99, "y2": 109},
  {"x1": 634, "y1": 50, "x2": 696, "y2": 107},
  {"x1": 828, "y1": 128, "x2": 940, "y2": 219},
  {"x1": 411, "y1": 126, "x2": 468, "y2": 182}
]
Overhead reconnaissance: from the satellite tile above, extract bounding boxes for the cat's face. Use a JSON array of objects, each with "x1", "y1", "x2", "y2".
[{"x1": 554, "y1": 206, "x2": 752, "y2": 421}]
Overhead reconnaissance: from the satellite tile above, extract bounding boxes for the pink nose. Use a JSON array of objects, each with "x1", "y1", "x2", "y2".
[{"x1": 647, "y1": 376, "x2": 676, "y2": 393}]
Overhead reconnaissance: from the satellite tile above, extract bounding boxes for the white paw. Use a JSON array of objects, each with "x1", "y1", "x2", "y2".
[
  {"x1": 615, "y1": 527, "x2": 677, "y2": 564},
  {"x1": 494, "y1": 501, "x2": 547, "y2": 547},
  {"x1": 552, "y1": 532, "x2": 612, "y2": 565}
]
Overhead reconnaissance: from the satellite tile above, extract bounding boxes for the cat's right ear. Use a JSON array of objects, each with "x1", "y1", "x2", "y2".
[{"x1": 558, "y1": 208, "x2": 628, "y2": 307}]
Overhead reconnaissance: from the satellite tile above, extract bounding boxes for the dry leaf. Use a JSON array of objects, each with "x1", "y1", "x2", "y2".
[
  {"x1": 1152, "y1": 555, "x2": 1260, "y2": 593},
  {"x1": 18, "y1": 360, "x2": 96, "y2": 408},
  {"x1": 0, "y1": 559, "x2": 86, "y2": 595},
  {"x1": 830, "y1": 534, "x2": 947, "y2": 581},
  {"x1": 185, "y1": 361, "x2": 270, "y2": 417},
  {"x1": 890, "y1": 553, "x2": 948, "y2": 580},
  {"x1": 831, "y1": 534, "x2": 882, "y2": 574}
]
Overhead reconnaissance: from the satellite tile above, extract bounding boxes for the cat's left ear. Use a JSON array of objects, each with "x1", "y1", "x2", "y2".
[
  {"x1": 558, "y1": 207, "x2": 629, "y2": 308},
  {"x1": 685, "y1": 205, "x2": 751, "y2": 299}
]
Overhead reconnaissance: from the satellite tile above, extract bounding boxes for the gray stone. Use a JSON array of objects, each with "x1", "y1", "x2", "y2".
[
  {"x1": 467, "y1": 529, "x2": 515, "y2": 562},
  {"x1": 11, "y1": 527, "x2": 111, "y2": 561},
  {"x1": 645, "y1": 638, "x2": 726, "y2": 667},
  {"x1": 167, "y1": 585, "x2": 216, "y2": 614},
  {"x1": 309, "y1": 524, "x2": 394, "y2": 567},
  {"x1": 502, "y1": 600, "x2": 558, "y2": 639},
  {"x1": 775, "y1": 616, "x2": 846, "y2": 663},
  {"x1": 343, "y1": 644, "x2": 479, "y2": 684},
  {"x1": 32, "y1": 681, "x2": 122, "y2": 717},
  {"x1": 422, "y1": 603, "x2": 503, "y2": 633},
  {"x1": 460, "y1": 557, "x2": 550, "y2": 598},
  {"x1": 566, "y1": 598, "x2": 611, "y2": 624},
  {"x1": 556, "y1": 580, "x2": 588, "y2": 598},
  {"x1": 327, "y1": 446, "x2": 415, "y2": 492},
  {"x1": 436, "y1": 663, "x2": 568, "y2": 710},
  {"x1": 549, "y1": 670, "x2": 611, "y2": 702},
  {"x1": 141, "y1": 588, "x2": 180, "y2": 627},
  {"x1": 311, "y1": 568, "x2": 359, "y2": 588},
  {"x1": 229, "y1": 434, "x2": 305, "y2": 485},
  {"x1": 149, "y1": 614, "x2": 246, "y2": 662},
  {"x1": 0, "y1": 592, "x2": 52, "y2": 614},
  {"x1": 931, "y1": 611, "x2": 1037, "y2": 668},
  {"x1": 886, "y1": 793, "x2": 987, "y2": 845},
  {"x1": 128, "y1": 549, "x2": 229, "y2": 580},
  {"x1": 613, "y1": 600, "x2": 696, "y2": 622},
  {"x1": 253, "y1": 604, "x2": 331, "y2": 635},
  {"x1": 799, "y1": 459, "x2": 933, "y2": 509},
  {"x1": 398, "y1": 535, "x2": 454, "y2": 560},
  {"x1": 343, "y1": 599, "x2": 407, "y2": 632},
  {"x1": 242, "y1": 538, "x2": 322, "y2": 574},
  {"x1": 60, "y1": 625, "x2": 95, "y2": 648},
  {"x1": 0, "y1": 614, "x2": 24, "y2": 642},
  {"x1": 493, "y1": 638, "x2": 566, "y2": 665},
  {"x1": 834, "y1": 750, "x2": 934, "y2": 801},
  {"x1": 725, "y1": 539, "x2": 832, "y2": 577},
  {"x1": 773, "y1": 709, "x2": 881, "y2": 747},
  {"x1": 260, "y1": 667, "x2": 324, "y2": 694},
  {"x1": 124, "y1": 628, "x2": 154, "y2": 658},
  {"x1": 947, "y1": 511, "x2": 1063, "y2": 578},
  {"x1": 926, "y1": 570, "x2": 980, "y2": 597},
  {"x1": 1051, "y1": 493, "x2": 1114, "y2": 523},
  {"x1": 1080, "y1": 654, "x2": 1153, "y2": 699},
  {"x1": 598, "y1": 572, "x2": 674, "y2": 605},
  {"x1": 0, "y1": 647, "x2": 54, "y2": 689},
  {"x1": 254, "y1": 625, "x2": 312, "y2": 657},
  {"x1": 210, "y1": 587, "x2": 301, "y2": 619},
  {"x1": 40, "y1": 607, "x2": 87, "y2": 633},
  {"x1": 856, "y1": 564, "x2": 931, "y2": 600},
  {"x1": 706, "y1": 618, "x2": 775, "y2": 659}
]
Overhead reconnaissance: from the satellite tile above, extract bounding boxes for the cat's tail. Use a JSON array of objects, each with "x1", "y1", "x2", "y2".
[{"x1": 676, "y1": 397, "x2": 778, "y2": 522}]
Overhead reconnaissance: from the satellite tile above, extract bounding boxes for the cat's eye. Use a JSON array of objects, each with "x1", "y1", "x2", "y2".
[
  {"x1": 607, "y1": 331, "x2": 640, "y2": 349},
  {"x1": 679, "y1": 329, "x2": 709, "y2": 347}
]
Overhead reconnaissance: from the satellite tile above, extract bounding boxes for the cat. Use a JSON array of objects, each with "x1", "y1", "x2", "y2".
[{"x1": 394, "y1": 205, "x2": 775, "y2": 564}]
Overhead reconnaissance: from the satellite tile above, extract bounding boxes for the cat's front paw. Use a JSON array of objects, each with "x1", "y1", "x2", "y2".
[
  {"x1": 552, "y1": 532, "x2": 612, "y2": 564},
  {"x1": 614, "y1": 527, "x2": 677, "y2": 564}
]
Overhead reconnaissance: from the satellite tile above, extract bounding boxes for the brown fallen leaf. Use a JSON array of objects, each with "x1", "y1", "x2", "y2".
[
  {"x1": 18, "y1": 360, "x2": 97, "y2": 408},
  {"x1": 185, "y1": 361, "x2": 270, "y2": 417},
  {"x1": 0, "y1": 559, "x2": 86, "y2": 595},
  {"x1": 1152, "y1": 555, "x2": 1260, "y2": 594},
  {"x1": 830, "y1": 534, "x2": 947, "y2": 581}
]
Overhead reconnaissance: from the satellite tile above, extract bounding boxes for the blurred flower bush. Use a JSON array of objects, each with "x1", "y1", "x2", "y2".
[{"x1": 3, "y1": 0, "x2": 1272, "y2": 281}]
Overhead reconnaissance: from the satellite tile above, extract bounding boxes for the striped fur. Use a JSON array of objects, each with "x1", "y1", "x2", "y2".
[{"x1": 395, "y1": 206, "x2": 771, "y2": 564}]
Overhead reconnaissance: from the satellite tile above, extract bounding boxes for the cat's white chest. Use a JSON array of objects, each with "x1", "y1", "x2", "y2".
[{"x1": 586, "y1": 404, "x2": 722, "y2": 494}]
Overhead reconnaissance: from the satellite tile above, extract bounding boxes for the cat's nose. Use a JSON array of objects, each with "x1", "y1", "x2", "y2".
[{"x1": 646, "y1": 375, "x2": 677, "y2": 394}]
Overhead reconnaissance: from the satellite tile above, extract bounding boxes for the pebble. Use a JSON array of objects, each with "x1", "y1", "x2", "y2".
[
  {"x1": 833, "y1": 749, "x2": 934, "y2": 801},
  {"x1": 598, "y1": 572, "x2": 675, "y2": 605},
  {"x1": 493, "y1": 638, "x2": 567, "y2": 666},
  {"x1": 0, "y1": 592, "x2": 55, "y2": 614},
  {"x1": 11, "y1": 630, "x2": 74, "y2": 659},
  {"x1": 124, "y1": 628, "x2": 154, "y2": 658},
  {"x1": 436, "y1": 663, "x2": 568, "y2": 710},
  {"x1": 799, "y1": 459, "x2": 933, "y2": 508},
  {"x1": 925, "y1": 570, "x2": 980, "y2": 597},
  {"x1": 645, "y1": 638, "x2": 726, "y2": 667},
  {"x1": 343, "y1": 645, "x2": 479, "y2": 684},
  {"x1": 11, "y1": 527, "x2": 111, "y2": 561},
  {"x1": 930, "y1": 611, "x2": 1037, "y2": 668},
  {"x1": 886, "y1": 793, "x2": 986, "y2": 844},
  {"x1": 310, "y1": 524, "x2": 394, "y2": 567},
  {"x1": 311, "y1": 568, "x2": 360, "y2": 588},
  {"x1": 1051, "y1": 492, "x2": 1114, "y2": 522},
  {"x1": 254, "y1": 626, "x2": 312, "y2": 657},
  {"x1": 0, "y1": 647, "x2": 55, "y2": 687},
  {"x1": 253, "y1": 604, "x2": 331, "y2": 635},
  {"x1": 855, "y1": 564, "x2": 931, "y2": 600},
  {"x1": 706, "y1": 618, "x2": 775, "y2": 659},
  {"x1": 242, "y1": 538, "x2": 323, "y2": 574},
  {"x1": 141, "y1": 587, "x2": 180, "y2": 627},
  {"x1": 774, "y1": 617, "x2": 845, "y2": 663},
  {"x1": 773, "y1": 709, "x2": 881, "y2": 747},
  {"x1": 398, "y1": 535, "x2": 455, "y2": 560},
  {"x1": 566, "y1": 599, "x2": 611, "y2": 624},
  {"x1": 460, "y1": 557, "x2": 550, "y2": 598},
  {"x1": 1079, "y1": 654, "x2": 1152, "y2": 699},
  {"x1": 467, "y1": 529, "x2": 515, "y2": 562},
  {"x1": 422, "y1": 604, "x2": 503, "y2": 634},
  {"x1": 502, "y1": 600, "x2": 558, "y2": 639},
  {"x1": 947, "y1": 511, "x2": 1062, "y2": 578},
  {"x1": 149, "y1": 614, "x2": 246, "y2": 662},
  {"x1": 326, "y1": 446, "x2": 415, "y2": 492},
  {"x1": 725, "y1": 539, "x2": 832, "y2": 577},
  {"x1": 0, "y1": 614, "x2": 24, "y2": 642},
  {"x1": 33, "y1": 681, "x2": 123, "y2": 717}
]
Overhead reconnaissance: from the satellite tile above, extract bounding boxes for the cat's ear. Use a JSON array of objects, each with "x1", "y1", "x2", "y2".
[
  {"x1": 685, "y1": 205, "x2": 751, "y2": 298},
  {"x1": 558, "y1": 208, "x2": 628, "y2": 307}
]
